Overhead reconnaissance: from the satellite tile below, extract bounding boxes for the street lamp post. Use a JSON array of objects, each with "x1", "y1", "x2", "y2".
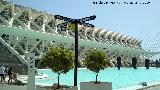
[
  {"x1": 74, "y1": 19, "x2": 78, "y2": 86},
  {"x1": 54, "y1": 15, "x2": 96, "y2": 86}
]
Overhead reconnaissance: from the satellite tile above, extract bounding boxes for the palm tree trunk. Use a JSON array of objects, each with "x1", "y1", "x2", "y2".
[{"x1": 95, "y1": 74, "x2": 98, "y2": 84}]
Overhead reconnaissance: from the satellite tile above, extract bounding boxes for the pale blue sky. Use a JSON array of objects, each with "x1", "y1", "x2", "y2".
[{"x1": 8, "y1": 0, "x2": 160, "y2": 42}]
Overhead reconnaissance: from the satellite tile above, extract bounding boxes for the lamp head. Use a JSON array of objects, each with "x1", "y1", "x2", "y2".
[{"x1": 90, "y1": 15, "x2": 96, "y2": 20}]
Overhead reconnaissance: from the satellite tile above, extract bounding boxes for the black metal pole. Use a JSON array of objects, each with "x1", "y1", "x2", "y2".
[
  {"x1": 54, "y1": 15, "x2": 96, "y2": 87},
  {"x1": 156, "y1": 60, "x2": 158, "y2": 68},
  {"x1": 74, "y1": 20, "x2": 78, "y2": 86},
  {"x1": 145, "y1": 59, "x2": 150, "y2": 69},
  {"x1": 117, "y1": 56, "x2": 121, "y2": 70}
]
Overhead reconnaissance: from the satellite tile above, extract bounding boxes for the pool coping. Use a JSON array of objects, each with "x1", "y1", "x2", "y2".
[{"x1": 115, "y1": 81, "x2": 160, "y2": 90}]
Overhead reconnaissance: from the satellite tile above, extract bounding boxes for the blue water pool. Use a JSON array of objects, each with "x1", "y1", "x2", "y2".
[{"x1": 36, "y1": 67, "x2": 160, "y2": 89}]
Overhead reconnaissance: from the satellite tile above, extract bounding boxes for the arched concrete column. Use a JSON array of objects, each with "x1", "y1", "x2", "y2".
[
  {"x1": 45, "y1": 14, "x2": 59, "y2": 35},
  {"x1": 99, "y1": 30, "x2": 108, "y2": 42},
  {"x1": 123, "y1": 36, "x2": 130, "y2": 44},
  {"x1": 78, "y1": 59, "x2": 84, "y2": 67},
  {"x1": 95, "y1": 28, "x2": 103, "y2": 39},
  {"x1": 120, "y1": 56, "x2": 126, "y2": 67},
  {"x1": 137, "y1": 40, "x2": 142, "y2": 48},
  {"x1": 100, "y1": 30, "x2": 108, "y2": 39},
  {"x1": 106, "y1": 31, "x2": 114, "y2": 42},
  {"x1": 132, "y1": 38, "x2": 139, "y2": 47},
  {"x1": 115, "y1": 34, "x2": 123, "y2": 45},
  {"x1": 133, "y1": 39, "x2": 142, "y2": 48},
  {"x1": 135, "y1": 40, "x2": 142, "y2": 46},
  {"x1": 127, "y1": 37, "x2": 135, "y2": 46},
  {"x1": 111, "y1": 32, "x2": 119, "y2": 42},
  {"x1": 30, "y1": 11, "x2": 48, "y2": 32},
  {"x1": 120, "y1": 35, "x2": 128, "y2": 44},
  {"x1": 125, "y1": 36, "x2": 132, "y2": 44},
  {"x1": 126, "y1": 37, "x2": 134, "y2": 47},
  {"x1": 85, "y1": 27, "x2": 95, "y2": 41},
  {"x1": 92, "y1": 28, "x2": 102, "y2": 42},
  {"x1": 109, "y1": 60, "x2": 115, "y2": 67},
  {"x1": 78, "y1": 25, "x2": 88, "y2": 40}
]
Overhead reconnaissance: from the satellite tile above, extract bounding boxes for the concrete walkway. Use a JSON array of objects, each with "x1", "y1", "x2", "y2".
[
  {"x1": 0, "y1": 73, "x2": 48, "y2": 84},
  {"x1": 115, "y1": 81, "x2": 160, "y2": 90}
]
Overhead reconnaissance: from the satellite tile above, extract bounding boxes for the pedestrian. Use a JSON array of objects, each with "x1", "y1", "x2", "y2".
[
  {"x1": 12, "y1": 71, "x2": 18, "y2": 83},
  {"x1": 7, "y1": 66, "x2": 13, "y2": 84},
  {"x1": 3, "y1": 65, "x2": 8, "y2": 82},
  {"x1": 4, "y1": 65, "x2": 8, "y2": 75},
  {"x1": 0, "y1": 64, "x2": 6, "y2": 83},
  {"x1": 0, "y1": 65, "x2": 3, "y2": 83}
]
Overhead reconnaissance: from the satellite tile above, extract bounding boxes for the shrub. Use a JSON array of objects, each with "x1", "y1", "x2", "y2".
[
  {"x1": 84, "y1": 49, "x2": 110, "y2": 84},
  {"x1": 42, "y1": 46, "x2": 74, "y2": 88}
]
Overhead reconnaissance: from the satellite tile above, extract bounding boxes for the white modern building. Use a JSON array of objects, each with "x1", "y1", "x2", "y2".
[{"x1": 0, "y1": 0, "x2": 159, "y2": 73}]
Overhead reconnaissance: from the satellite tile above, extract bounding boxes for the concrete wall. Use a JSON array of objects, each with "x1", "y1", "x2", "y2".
[
  {"x1": 137, "y1": 84, "x2": 160, "y2": 90},
  {"x1": 36, "y1": 86, "x2": 78, "y2": 90},
  {"x1": 80, "y1": 82, "x2": 112, "y2": 90},
  {"x1": 1, "y1": 83, "x2": 160, "y2": 90},
  {"x1": 0, "y1": 84, "x2": 78, "y2": 90},
  {"x1": 116, "y1": 82, "x2": 160, "y2": 90},
  {"x1": 0, "y1": 84, "x2": 27, "y2": 90}
]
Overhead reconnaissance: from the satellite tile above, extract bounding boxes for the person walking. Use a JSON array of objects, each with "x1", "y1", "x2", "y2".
[
  {"x1": 0, "y1": 64, "x2": 6, "y2": 83},
  {"x1": 7, "y1": 66, "x2": 13, "y2": 84},
  {"x1": 0, "y1": 65, "x2": 3, "y2": 83},
  {"x1": 3, "y1": 65, "x2": 8, "y2": 83},
  {"x1": 12, "y1": 71, "x2": 18, "y2": 83}
]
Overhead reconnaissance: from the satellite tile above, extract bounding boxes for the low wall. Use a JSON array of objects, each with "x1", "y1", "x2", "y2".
[
  {"x1": 0, "y1": 84, "x2": 27, "y2": 90},
  {"x1": 0, "y1": 84, "x2": 78, "y2": 90},
  {"x1": 1, "y1": 82, "x2": 160, "y2": 90},
  {"x1": 116, "y1": 81, "x2": 160, "y2": 90},
  {"x1": 137, "y1": 84, "x2": 160, "y2": 90},
  {"x1": 80, "y1": 82, "x2": 112, "y2": 90}
]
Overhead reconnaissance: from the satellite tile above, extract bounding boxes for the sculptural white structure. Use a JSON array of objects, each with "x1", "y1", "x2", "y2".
[{"x1": 0, "y1": 0, "x2": 159, "y2": 68}]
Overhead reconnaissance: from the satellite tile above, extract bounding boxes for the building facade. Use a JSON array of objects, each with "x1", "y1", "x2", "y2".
[{"x1": 0, "y1": 0, "x2": 158, "y2": 69}]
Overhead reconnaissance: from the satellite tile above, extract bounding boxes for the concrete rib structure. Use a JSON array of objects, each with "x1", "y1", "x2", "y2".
[{"x1": 0, "y1": 0, "x2": 159, "y2": 69}]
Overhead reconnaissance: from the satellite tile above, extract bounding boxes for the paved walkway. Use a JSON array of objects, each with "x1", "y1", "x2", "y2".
[
  {"x1": 0, "y1": 73, "x2": 48, "y2": 84},
  {"x1": 115, "y1": 81, "x2": 160, "y2": 90}
]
